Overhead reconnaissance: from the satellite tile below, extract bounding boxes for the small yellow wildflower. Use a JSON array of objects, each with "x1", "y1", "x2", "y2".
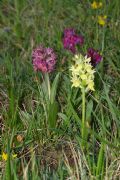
[
  {"x1": 2, "y1": 152, "x2": 8, "y2": 161},
  {"x1": 98, "y1": 15, "x2": 107, "y2": 26},
  {"x1": 91, "y1": 1, "x2": 103, "y2": 9},
  {"x1": 1, "y1": 152, "x2": 17, "y2": 161},
  {"x1": 70, "y1": 54, "x2": 95, "y2": 91}
]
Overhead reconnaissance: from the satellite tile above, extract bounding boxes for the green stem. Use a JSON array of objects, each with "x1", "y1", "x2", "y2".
[
  {"x1": 45, "y1": 73, "x2": 51, "y2": 100},
  {"x1": 100, "y1": 27, "x2": 105, "y2": 75},
  {"x1": 82, "y1": 87, "x2": 85, "y2": 144}
]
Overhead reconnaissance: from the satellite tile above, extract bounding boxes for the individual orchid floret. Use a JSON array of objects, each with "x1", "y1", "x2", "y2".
[
  {"x1": 32, "y1": 46, "x2": 57, "y2": 73},
  {"x1": 70, "y1": 54, "x2": 95, "y2": 91}
]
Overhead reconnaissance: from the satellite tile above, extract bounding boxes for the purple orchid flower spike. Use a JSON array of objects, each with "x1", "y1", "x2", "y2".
[{"x1": 32, "y1": 46, "x2": 57, "y2": 73}]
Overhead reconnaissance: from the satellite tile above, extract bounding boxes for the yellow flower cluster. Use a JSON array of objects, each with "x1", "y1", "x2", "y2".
[
  {"x1": 70, "y1": 54, "x2": 95, "y2": 91},
  {"x1": 98, "y1": 15, "x2": 107, "y2": 26},
  {"x1": 2, "y1": 152, "x2": 17, "y2": 161},
  {"x1": 91, "y1": 1, "x2": 107, "y2": 26},
  {"x1": 91, "y1": 1, "x2": 102, "y2": 9}
]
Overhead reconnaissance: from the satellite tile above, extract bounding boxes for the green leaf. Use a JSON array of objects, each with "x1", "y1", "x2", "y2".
[
  {"x1": 104, "y1": 84, "x2": 117, "y2": 121},
  {"x1": 96, "y1": 143, "x2": 104, "y2": 179},
  {"x1": 43, "y1": 73, "x2": 51, "y2": 100},
  {"x1": 4, "y1": 140, "x2": 11, "y2": 180},
  {"x1": 69, "y1": 101, "x2": 81, "y2": 126},
  {"x1": 48, "y1": 101, "x2": 59, "y2": 129},
  {"x1": 4, "y1": 157, "x2": 11, "y2": 180},
  {"x1": 86, "y1": 100, "x2": 93, "y2": 121},
  {"x1": 14, "y1": 22, "x2": 23, "y2": 38},
  {"x1": 50, "y1": 73, "x2": 60, "y2": 104},
  {"x1": 58, "y1": 113, "x2": 68, "y2": 121}
]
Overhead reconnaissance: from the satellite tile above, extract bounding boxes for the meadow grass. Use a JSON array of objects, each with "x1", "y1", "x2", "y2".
[{"x1": 0, "y1": 0, "x2": 120, "y2": 179}]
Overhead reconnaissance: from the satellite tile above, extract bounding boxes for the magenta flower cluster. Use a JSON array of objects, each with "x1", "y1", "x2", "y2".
[
  {"x1": 63, "y1": 28, "x2": 84, "y2": 53},
  {"x1": 32, "y1": 28, "x2": 102, "y2": 73},
  {"x1": 32, "y1": 46, "x2": 56, "y2": 73},
  {"x1": 62, "y1": 28, "x2": 102, "y2": 66},
  {"x1": 87, "y1": 48, "x2": 102, "y2": 66}
]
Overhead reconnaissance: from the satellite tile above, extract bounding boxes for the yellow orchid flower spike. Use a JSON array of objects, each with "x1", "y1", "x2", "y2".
[{"x1": 70, "y1": 54, "x2": 95, "y2": 92}]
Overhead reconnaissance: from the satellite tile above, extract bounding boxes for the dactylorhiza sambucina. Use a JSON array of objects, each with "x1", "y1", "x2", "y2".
[
  {"x1": 70, "y1": 54, "x2": 95, "y2": 147},
  {"x1": 70, "y1": 54, "x2": 95, "y2": 92},
  {"x1": 63, "y1": 28, "x2": 84, "y2": 53},
  {"x1": 32, "y1": 46, "x2": 57, "y2": 73},
  {"x1": 87, "y1": 48, "x2": 102, "y2": 66}
]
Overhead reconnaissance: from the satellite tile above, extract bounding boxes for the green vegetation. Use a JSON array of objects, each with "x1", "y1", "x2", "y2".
[{"x1": 0, "y1": 0, "x2": 120, "y2": 179}]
